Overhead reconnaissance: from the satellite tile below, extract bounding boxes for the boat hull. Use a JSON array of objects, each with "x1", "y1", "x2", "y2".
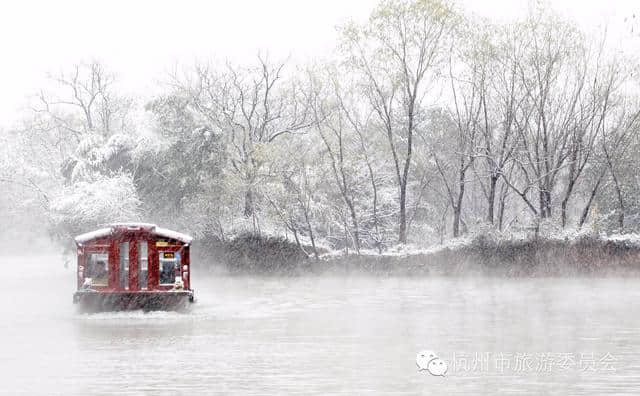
[{"x1": 73, "y1": 290, "x2": 194, "y2": 312}]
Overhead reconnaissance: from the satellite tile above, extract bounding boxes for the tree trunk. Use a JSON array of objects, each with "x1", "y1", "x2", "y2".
[
  {"x1": 452, "y1": 183, "x2": 465, "y2": 238},
  {"x1": 538, "y1": 190, "x2": 546, "y2": 219},
  {"x1": 345, "y1": 201, "x2": 361, "y2": 254},
  {"x1": 399, "y1": 180, "x2": 408, "y2": 244},
  {"x1": 611, "y1": 168, "x2": 625, "y2": 231},
  {"x1": 292, "y1": 228, "x2": 302, "y2": 251},
  {"x1": 302, "y1": 204, "x2": 318, "y2": 260},
  {"x1": 371, "y1": 176, "x2": 381, "y2": 253},
  {"x1": 486, "y1": 174, "x2": 498, "y2": 224},
  {"x1": 343, "y1": 218, "x2": 350, "y2": 255},
  {"x1": 243, "y1": 187, "x2": 253, "y2": 218},
  {"x1": 360, "y1": 137, "x2": 381, "y2": 253},
  {"x1": 452, "y1": 205, "x2": 461, "y2": 237},
  {"x1": 560, "y1": 178, "x2": 577, "y2": 228},
  {"x1": 452, "y1": 160, "x2": 470, "y2": 238},
  {"x1": 497, "y1": 182, "x2": 508, "y2": 231},
  {"x1": 538, "y1": 187, "x2": 552, "y2": 219},
  {"x1": 578, "y1": 170, "x2": 606, "y2": 228},
  {"x1": 398, "y1": 101, "x2": 414, "y2": 244}
]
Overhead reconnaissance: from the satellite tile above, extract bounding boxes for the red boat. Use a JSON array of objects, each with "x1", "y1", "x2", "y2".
[{"x1": 73, "y1": 223, "x2": 195, "y2": 312}]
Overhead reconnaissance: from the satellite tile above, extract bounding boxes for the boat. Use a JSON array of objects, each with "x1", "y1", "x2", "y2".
[{"x1": 72, "y1": 223, "x2": 195, "y2": 312}]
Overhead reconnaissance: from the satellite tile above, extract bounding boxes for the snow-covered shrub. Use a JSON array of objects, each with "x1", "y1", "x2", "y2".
[
  {"x1": 62, "y1": 132, "x2": 136, "y2": 183},
  {"x1": 467, "y1": 221, "x2": 503, "y2": 244},
  {"x1": 49, "y1": 173, "x2": 142, "y2": 240},
  {"x1": 224, "y1": 233, "x2": 308, "y2": 273}
]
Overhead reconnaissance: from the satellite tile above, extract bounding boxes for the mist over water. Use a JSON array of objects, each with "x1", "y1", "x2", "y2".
[
  {"x1": 1, "y1": 255, "x2": 639, "y2": 395},
  {"x1": 2, "y1": 0, "x2": 640, "y2": 393}
]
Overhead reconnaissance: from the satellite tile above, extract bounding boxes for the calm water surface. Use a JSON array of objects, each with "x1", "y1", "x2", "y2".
[{"x1": 1, "y1": 255, "x2": 640, "y2": 395}]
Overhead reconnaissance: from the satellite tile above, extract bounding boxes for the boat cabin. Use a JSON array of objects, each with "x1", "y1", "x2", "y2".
[{"x1": 73, "y1": 223, "x2": 194, "y2": 311}]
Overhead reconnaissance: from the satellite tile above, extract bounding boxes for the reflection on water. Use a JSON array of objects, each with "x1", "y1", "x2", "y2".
[{"x1": 1, "y1": 255, "x2": 640, "y2": 395}]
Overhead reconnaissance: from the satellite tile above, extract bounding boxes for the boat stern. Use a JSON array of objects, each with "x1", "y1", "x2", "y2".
[{"x1": 73, "y1": 290, "x2": 195, "y2": 312}]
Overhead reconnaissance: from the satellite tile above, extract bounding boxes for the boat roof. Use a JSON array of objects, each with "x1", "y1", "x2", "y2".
[{"x1": 75, "y1": 223, "x2": 193, "y2": 244}]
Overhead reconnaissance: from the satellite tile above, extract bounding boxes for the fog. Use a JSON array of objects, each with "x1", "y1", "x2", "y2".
[
  {"x1": 2, "y1": 0, "x2": 640, "y2": 394},
  {"x1": 1, "y1": 254, "x2": 639, "y2": 394}
]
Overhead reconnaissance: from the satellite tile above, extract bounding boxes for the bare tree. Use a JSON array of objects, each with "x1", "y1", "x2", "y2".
[
  {"x1": 308, "y1": 70, "x2": 362, "y2": 253},
  {"x1": 472, "y1": 23, "x2": 524, "y2": 225},
  {"x1": 597, "y1": 100, "x2": 640, "y2": 230},
  {"x1": 35, "y1": 61, "x2": 128, "y2": 138},
  {"x1": 559, "y1": 50, "x2": 617, "y2": 228},
  {"x1": 339, "y1": 95, "x2": 385, "y2": 252},
  {"x1": 28, "y1": 61, "x2": 135, "y2": 184},
  {"x1": 283, "y1": 167, "x2": 320, "y2": 260},
  {"x1": 171, "y1": 56, "x2": 313, "y2": 223},
  {"x1": 341, "y1": 0, "x2": 455, "y2": 243}
]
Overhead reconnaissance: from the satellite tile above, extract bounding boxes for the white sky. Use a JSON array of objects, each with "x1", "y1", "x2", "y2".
[{"x1": 0, "y1": 0, "x2": 637, "y2": 126}]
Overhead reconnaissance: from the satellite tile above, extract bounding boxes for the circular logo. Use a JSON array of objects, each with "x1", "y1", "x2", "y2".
[{"x1": 416, "y1": 350, "x2": 448, "y2": 376}]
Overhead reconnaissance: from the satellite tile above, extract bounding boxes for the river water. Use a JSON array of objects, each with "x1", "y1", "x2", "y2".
[{"x1": 2, "y1": 255, "x2": 640, "y2": 395}]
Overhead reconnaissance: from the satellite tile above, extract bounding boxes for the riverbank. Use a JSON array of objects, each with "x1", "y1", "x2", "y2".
[
  {"x1": 196, "y1": 232, "x2": 640, "y2": 276},
  {"x1": 317, "y1": 233, "x2": 640, "y2": 276}
]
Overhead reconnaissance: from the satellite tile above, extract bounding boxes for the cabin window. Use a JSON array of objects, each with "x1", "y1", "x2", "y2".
[
  {"x1": 138, "y1": 241, "x2": 148, "y2": 289},
  {"x1": 159, "y1": 251, "x2": 180, "y2": 285},
  {"x1": 86, "y1": 253, "x2": 108, "y2": 286},
  {"x1": 119, "y1": 242, "x2": 129, "y2": 290}
]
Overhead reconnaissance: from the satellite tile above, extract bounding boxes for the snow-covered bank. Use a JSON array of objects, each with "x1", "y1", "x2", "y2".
[{"x1": 196, "y1": 231, "x2": 640, "y2": 276}]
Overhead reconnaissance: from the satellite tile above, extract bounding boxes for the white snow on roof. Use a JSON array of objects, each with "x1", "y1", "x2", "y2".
[
  {"x1": 109, "y1": 222, "x2": 157, "y2": 229},
  {"x1": 75, "y1": 224, "x2": 193, "y2": 244},
  {"x1": 155, "y1": 227, "x2": 193, "y2": 244},
  {"x1": 75, "y1": 228, "x2": 113, "y2": 244}
]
